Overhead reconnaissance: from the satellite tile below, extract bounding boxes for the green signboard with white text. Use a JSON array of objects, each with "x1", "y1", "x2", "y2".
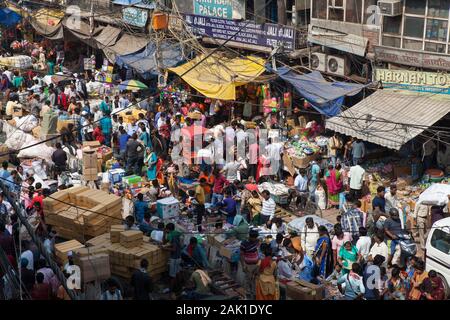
[{"x1": 193, "y1": 0, "x2": 245, "y2": 20}]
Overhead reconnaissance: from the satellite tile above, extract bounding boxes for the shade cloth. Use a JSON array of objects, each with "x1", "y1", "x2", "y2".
[
  {"x1": 103, "y1": 34, "x2": 150, "y2": 63},
  {"x1": 169, "y1": 54, "x2": 266, "y2": 100},
  {"x1": 116, "y1": 41, "x2": 184, "y2": 78},
  {"x1": 325, "y1": 89, "x2": 450, "y2": 150},
  {"x1": 0, "y1": 8, "x2": 21, "y2": 27},
  {"x1": 94, "y1": 25, "x2": 121, "y2": 49},
  {"x1": 29, "y1": 9, "x2": 65, "y2": 40},
  {"x1": 276, "y1": 67, "x2": 367, "y2": 117}
]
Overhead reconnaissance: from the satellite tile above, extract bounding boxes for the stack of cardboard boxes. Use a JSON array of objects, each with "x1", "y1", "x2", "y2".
[
  {"x1": 72, "y1": 226, "x2": 170, "y2": 279},
  {"x1": 82, "y1": 148, "x2": 99, "y2": 181},
  {"x1": 54, "y1": 239, "x2": 84, "y2": 265},
  {"x1": 43, "y1": 186, "x2": 122, "y2": 242}
]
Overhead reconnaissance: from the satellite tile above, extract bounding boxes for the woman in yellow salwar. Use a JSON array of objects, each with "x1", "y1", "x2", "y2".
[{"x1": 255, "y1": 245, "x2": 280, "y2": 300}]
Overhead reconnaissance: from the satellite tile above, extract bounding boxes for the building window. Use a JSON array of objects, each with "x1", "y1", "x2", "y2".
[
  {"x1": 382, "y1": 36, "x2": 401, "y2": 47},
  {"x1": 329, "y1": 8, "x2": 344, "y2": 21},
  {"x1": 403, "y1": 39, "x2": 423, "y2": 50},
  {"x1": 405, "y1": 0, "x2": 426, "y2": 15},
  {"x1": 424, "y1": 42, "x2": 446, "y2": 53},
  {"x1": 346, "y1": 0, "x2": 363, "y2": 23},
  {"x1": 383, "y1": 16, "x2": 402, "y2": 35},
  {"x1": 312, "y1": 0, "x2": 327, "y2": 19},
  {"x1": 428, "y1": 0, "x2": 450, "y2": 19},
  {"x1": 404, "y1": 16, "x2": 425, "y2": 38},
  {"x1": 426, "y1": 19, "x2": 448, "y2": 41}
]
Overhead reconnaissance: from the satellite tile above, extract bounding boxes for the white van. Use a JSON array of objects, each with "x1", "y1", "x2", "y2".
[{"x1": 425, "y1": 217, "x2": 450, "y2": 298}]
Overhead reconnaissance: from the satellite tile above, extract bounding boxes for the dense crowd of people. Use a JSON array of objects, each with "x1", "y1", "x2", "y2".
[{"x1": 0, "y1": 43, "x2": 449, "y2": 301}]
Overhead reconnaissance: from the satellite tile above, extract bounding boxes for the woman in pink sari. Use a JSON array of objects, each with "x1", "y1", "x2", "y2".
[{"x1": 325, "y1": 164, "x2": 343, "y2": 208}]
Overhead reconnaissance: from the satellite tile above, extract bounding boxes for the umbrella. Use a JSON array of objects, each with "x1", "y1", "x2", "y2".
[{"x1": 118, "y1": 80, "x2": 148, "y2": 92}]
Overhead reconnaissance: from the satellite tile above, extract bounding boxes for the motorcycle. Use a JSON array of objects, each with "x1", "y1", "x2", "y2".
[{"x1": 397, "y1": 231, "x2": 417, "y2": 267}]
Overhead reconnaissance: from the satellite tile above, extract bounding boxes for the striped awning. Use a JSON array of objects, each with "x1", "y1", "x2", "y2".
[{"x1": 325, "y1": 89, "x2": 450, "y2": 150}]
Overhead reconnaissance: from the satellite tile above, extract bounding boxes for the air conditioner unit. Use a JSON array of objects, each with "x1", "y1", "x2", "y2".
[
  {"x1": 310, "y1": 53, "x2": 327, "y2": 72},
  {"x1": 378, "y1": 0, "x2": 403, "y2": 16},
  {"x1": 327, "y1": 55, "x2": 350, "y2": 76}
]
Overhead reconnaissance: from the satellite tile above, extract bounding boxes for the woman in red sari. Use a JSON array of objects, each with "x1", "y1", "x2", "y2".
[{"x1": 325, "y1": 164, "x2": 343, "y2": 209}]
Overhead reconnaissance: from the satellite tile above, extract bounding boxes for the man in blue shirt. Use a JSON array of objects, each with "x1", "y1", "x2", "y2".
[
  {"x1": 218, "y1": 190, "x2": 237, "y2": 224},
  {"x1": 99, "y1": 96, "x2": 111, "y2": 115},
  {"x1": 372, "y1": 186, "x2": 386, "y2": 213},
  {"x1": 100, "y1": 113, "x2": 113, "y2": 147},
  {"x1": 0, "y1": 161, "x2": 10, "y2": 180},
  {"x1": 134, "y1": 193, "x2": 149, "y2": 224},
  {"x1": 308, "y1": 160, "x2": 321, "y2": 200},
  {"x1": 118, "y1": 126, "x2": 130, "y2": 161}
]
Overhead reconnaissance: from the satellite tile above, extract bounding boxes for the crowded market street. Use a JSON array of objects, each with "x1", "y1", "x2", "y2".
[{"x1": 0, "y1": 0, "x2": 449, "y2": 302}]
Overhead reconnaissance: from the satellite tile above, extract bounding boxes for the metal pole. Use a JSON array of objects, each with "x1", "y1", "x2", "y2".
[{"x1": 0, "y1": 182, "x2": 80, "y2": 300}]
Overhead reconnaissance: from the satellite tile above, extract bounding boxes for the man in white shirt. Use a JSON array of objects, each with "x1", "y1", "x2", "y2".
[
  {"x1": 301, "y1": 217, "x2": 319, "y2": 257},
  {"x1": 260, "y1": 190, "x2": 276, "y2": 224},
  {"x1": 385, "y1": 184, "x2": 399, "y2": 213},
  {"x1": 265, "y1": 138, "x2": 284, "y2": 179},
  {"x1": 221, "y1": 159, "x2": 244, "y2": 182},
  {"x1": 368, "y1": 233, "x2": 389, "y2": 267},
  {"x1": 20, "y1": 247, "x2": 34, "y2": 271},
  {"x1": 355, "y1": 227, "x2": 371, "y2": 263},
  {"x1": 292, "y1": 169, "x2": 308, "y2": 209},
  {"x1": 348, "y1": 159, "x2": 366, "y2": 200}
]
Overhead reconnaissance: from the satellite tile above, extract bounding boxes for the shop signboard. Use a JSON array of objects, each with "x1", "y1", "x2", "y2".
[
  {"x1": 193, "y1": 0, "x2": 245, "y2": 20},
  {"x1": 374, "y1": 46, "x2": 450, "y2": 71},
  {"x1": 122, "y1": 7, "x2": 149, "y2": 28},
  {"x1": 183, "y1": 14, "x2": 296, "y2": 52},
  {"x1": 375, "y1": 68, "x2": 450, "y2": 95}
]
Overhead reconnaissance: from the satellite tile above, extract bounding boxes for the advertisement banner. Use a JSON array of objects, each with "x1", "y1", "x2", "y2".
[
  {"x1": 375, "y1": 68, "x2": 450, "y2": 94},
  {"x1": 193, "y1": 0, "x2": 245, "y2": 20},
  {"x1": 184, "y1": 14, "x2": 296, "y2": 52}
]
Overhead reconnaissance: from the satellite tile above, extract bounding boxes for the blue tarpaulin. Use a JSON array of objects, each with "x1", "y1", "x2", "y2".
[
  {"x1": 0, "y1": 8, "x2": 21, "y2": 27},
  {"x1": 276, "y1": 67, "x2": 368, "y2": 117},
  {"x1": 116, "y1": 41, "x2": 184, "y2": 79}
]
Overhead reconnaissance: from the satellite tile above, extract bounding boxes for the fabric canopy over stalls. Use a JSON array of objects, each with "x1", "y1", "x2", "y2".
[
  {"x1": 115, "y1": 40, "x2": 184, "y2": 78},
  {"x1": 102, "y1": 33, "x2": 150, "y2": 63},
  {"x1": 29, "y1": 9, "x2": 65, "y2": 40},
  {"x1": 276, "y1": 67, "x2": 368, "y2": 117},
  {"x1": 325, "y1": 90, "x2": 450, "y2": 150},
  {"x1": 169, "y1": 54, "x2": 266, "y2": 100}
]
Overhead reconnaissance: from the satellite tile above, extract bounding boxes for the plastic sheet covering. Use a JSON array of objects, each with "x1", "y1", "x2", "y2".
[
  {"x1": 103, "y1": 34, "x2": 150, "y2": 63},
  {"x1": 17, "y1": 141, "x2": 55, "y2": 162},
  {"x1": 115, "y1": 41, "x2": 184, "y2": 78},
  {"x1": 14, "y1": 115, "x2": 39, "y2": 133},
  {"x1": 276, "y1": 67, "x2": 368, "y2": 117},
  {"x1": 417, "y1": 183, "x2": 450, "y2": 206},
  {"x1": 94, "y1": 25, "x2": 121, "y2": 48},
  {"x1": 41, "y1": 111, "x2": 59, "y2": 135},
  {"x1": 29, "y1": 8, "x2": 64, "y2": 40},
  {"x1": 287, "y1": 215, "x2": 334, "y2": 234},
  {"x1": 169, "y1": 54, "x2": 266, "y2": 100}
]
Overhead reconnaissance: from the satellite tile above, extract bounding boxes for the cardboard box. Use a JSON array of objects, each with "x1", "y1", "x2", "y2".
[
  {"x1": 286, "y1": 280, "x2": 325, "y2": 300},
  {"x1": 57, "y1": 119, "x2": 75, "y2": 133},
  {"x1": 55, "y1": 240, "x2": 84, "y2": 264},
  {"x1": 110, "y1": 225, "x2": 125, "y2": 243},
  {"x1": 0, "y1": 145, "x2": 9, "y2": 163},
  {"x1": 219, "y1": 245, "x2": 240, "y2": 262},
  {"x1": 83, "y1": 149, "x2": 98, "y2": 169},
  {"x1": 120, "y1": 230, "x2": 143, "y2": 248},
  {"x1": 83, "y1": 141, "x2": 101, "y2": 148},
  {"x1": 76, "y1": 253, "x2": 111, "y2": 283}
]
